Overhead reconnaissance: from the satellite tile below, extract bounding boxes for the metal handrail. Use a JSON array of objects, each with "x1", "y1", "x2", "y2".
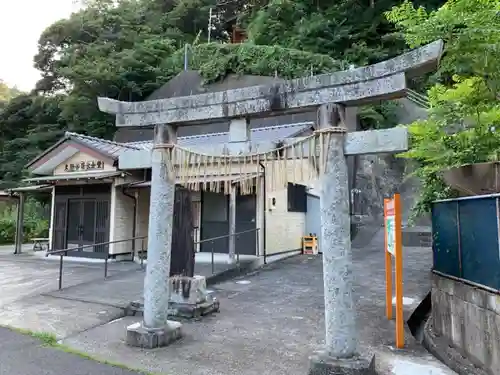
[
  {"x1": 54, "y1": 228, "x2": 260, "y2": 290},
  {"x1": 47, "y1": 236, "x2": 147, "y2": 255},
  {"x1": 138, "y1": 228, "x2": 261, "y2": 275},
  {"x1": 197, "y1": 228, "x2": 260, "y2": 274},
  {"x1": 407, "y1": 88, "x2": 430, "y2": 109},
  {"x1": 194, "y1": 228, "x2": 259, "y2": 245},
  {"x1": 53, "y1": 235, "x2": 147, "y2": 290}
]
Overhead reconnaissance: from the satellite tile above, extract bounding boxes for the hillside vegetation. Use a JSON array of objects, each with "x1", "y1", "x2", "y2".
[{"x1": 2, "y1": 0, "x2": 498, "y2": 220}]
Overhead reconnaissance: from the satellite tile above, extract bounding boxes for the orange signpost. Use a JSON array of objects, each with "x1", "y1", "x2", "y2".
[{"x1": 384, "y1": 193, "x2": 404, "y2": 349}]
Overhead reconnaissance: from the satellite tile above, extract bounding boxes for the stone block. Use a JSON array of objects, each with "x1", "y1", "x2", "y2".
[
  {"x1": 308, "y1": 352, "x2": 373, "y2": 375},
  {"x1": 126, "y1": 275, "x2": 220, "y2": 321},
  {"x1": 169, "y1": 275, "x2": 208, "y2": 305},
  {"x1": 126, "y1": 321, "x2": 182, "y2": 348}
]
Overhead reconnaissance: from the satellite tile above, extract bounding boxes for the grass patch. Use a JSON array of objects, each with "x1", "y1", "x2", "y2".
[{"x1": 1, "y1": 325, "x2": 161, "y2": 375}]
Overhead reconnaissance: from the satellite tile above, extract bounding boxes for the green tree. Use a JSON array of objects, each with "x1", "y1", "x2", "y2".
[
  {"x1": 0, "y1": 80, "x2": 23, "y2": 109},
  {"x1": 0, "y1": 94, "x2": 66, "y2": 188},
  {"x1": 386, "y1": 0, "x2": 500, "y2": 218},
  {"x1": 246, "y1": 0, "x2": 446, "y2": 66}
]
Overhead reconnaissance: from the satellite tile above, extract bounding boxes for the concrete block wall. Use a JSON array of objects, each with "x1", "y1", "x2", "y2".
[
  {"x1": 432, "y1": 273, "x2": 500, "y2": 374},
  {"x1": 402, "y1": 226, "x2": 432, "y2": 247},
  {"x1": 110, "y1": 186, "x2": 135, "y2": 255}
]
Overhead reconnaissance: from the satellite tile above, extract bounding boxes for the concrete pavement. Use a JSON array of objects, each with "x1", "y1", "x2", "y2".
[
  {"x1": 0, "y1": 250, "x2": 255, "y2": 339},
  {"x1": 0, "y1": 253, "x2": 139, "y2": 338},
  {"x1": 0, "y1": 326, "x2": 143, "y2": 375},
  {"x1": 57, "y1": 228, "x2": 455, "y2": 375}
]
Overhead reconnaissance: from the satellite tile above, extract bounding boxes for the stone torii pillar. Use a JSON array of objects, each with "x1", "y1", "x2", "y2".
[
  {"x1": 309, "y1": 107, "x2": 409, "y2": 374},
  {"x1": 125, "y1": 124, "x2": 182, "y2": 348},
  {"x1": 317, "y1": 104, "x2": 358, "y2": 358}
]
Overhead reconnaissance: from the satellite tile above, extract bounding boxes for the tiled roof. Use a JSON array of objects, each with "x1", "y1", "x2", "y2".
[
  {"x1": 65, "y1": 122, "x2": 312, "y2": 158},
  {"x1": 65, "y1": 132, "x2": 141, "y2": 157},
  {"x1": 125, "y1": 122, "x2": 313, "y2": 151}
]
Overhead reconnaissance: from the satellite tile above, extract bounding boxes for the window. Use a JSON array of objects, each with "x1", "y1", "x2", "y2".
[{"x1": 287, "y1": 183, "x2": 307, "y2": 213}]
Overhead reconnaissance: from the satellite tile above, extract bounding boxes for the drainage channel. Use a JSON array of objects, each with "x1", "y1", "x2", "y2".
[{"x1": 407, "y1": 291, "x2": 432, "y2": 343}]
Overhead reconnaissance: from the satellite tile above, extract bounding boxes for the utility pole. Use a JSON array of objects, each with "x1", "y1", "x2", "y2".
[
  {"x1": 208, "y1": 7, "x2": 213, "y2": 43},
  {"x1": 184, "y1": 44, "x2": 189, "y2": 71}
]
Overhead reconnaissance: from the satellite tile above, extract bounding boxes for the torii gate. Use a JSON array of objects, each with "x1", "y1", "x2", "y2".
[{"x1": 98, "y1": 40, "x2": 443, "y2": 373}]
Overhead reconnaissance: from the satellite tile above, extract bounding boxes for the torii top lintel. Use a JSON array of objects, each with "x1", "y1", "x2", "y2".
[{"x1": 98, "y1": 40, "x2": 443, "y2": 128}]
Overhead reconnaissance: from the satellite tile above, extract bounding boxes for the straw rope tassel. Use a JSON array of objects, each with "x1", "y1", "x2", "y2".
[
  {"x1": 263, "y1": 153, "x2": 268, "y2": 192},
  {"x1": 283, "y1": 146, "x2": 288, "y2": 189},
  {"x1": 217, "y1": 156, "x2": 222, "y2": 193},
  {"x1": 165, "y1": 147, "x2": 170, "y2": 178},
  {"x1": 275, "y1": 148, "x2": 280, "y2": 190},
  {"x1": 224, "y1": 155, "x2": 229, "y2": 194},
  {"x1": 245, "y1": 155, "x2": 252, "y2": 195},
  {"x1": 216, "y1": 155, "x2": 221, "y2": 193},
  {"x1": 319, "y1": 132, "x2": 324, "y2": 178},
  {"x1": 177, "y1": 148, "x2": 184, "y2": 183},
  {"x1": 280, "y1": 148, "x2": 285, "y2": 188},
  {"x1": 267, "y1": 152, "x2": 272, "y2": 192},
  {"x1": 244, "y1": 155, "x2": 249, "y2": 195},
  {"x1": 299, "y1": 141, "x2": 305, "y2": 182},
  {"x1": 276, "y1": 150, "x2": 281, "y2": 191},
  {"x1": 187, "y1": 152, "x2": 194, "y2": 191},
  {"x1": 196, "y1": 153, "x2": 203, "y2": 192},
  {"x1": 184, "y1": 149, "x2": 190, "y2": 188},
  {"x1": 326, "y1": 131, "x2": 332, "y2": 175},
  {"x1": 282, "y1": 148, "x2": 287, "y2": 188},
  {"x1": 161, "y1": 134, "x2": 322, "y2": 194},
  {"x1": 206, "y1": 155, "x2": 211, "y2": 192},
  {"x1": 196, "y1": 155, "x2": 203, "y2": 191},
  {"x1": 180, "y1": 148, "x2": 186, "y2": 187},
  {"x1": 227, "y1": 156, "x2": 232, "y2": 195}
]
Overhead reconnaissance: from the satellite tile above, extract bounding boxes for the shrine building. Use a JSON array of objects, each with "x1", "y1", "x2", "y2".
[{"x1": 10, "y1": 71, "x2": 324, "y2": 261}]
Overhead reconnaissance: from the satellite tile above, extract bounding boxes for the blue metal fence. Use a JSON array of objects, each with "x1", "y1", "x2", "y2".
[{"x1": 431, "y1": 194, "x2": 500, "y2": 290}]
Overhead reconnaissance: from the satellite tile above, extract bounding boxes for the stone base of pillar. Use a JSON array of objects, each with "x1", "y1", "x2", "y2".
[
  {"x1": 126, "y1": 321, "x2": 182, "y2": 349},
  {"x1": 308, "y1": 351, "x2": 374, "y2": 375}
]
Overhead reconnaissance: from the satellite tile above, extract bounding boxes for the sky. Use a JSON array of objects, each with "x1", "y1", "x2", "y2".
[{"x1": 0, "y1": 0, "x2": 81, "y2": 91}]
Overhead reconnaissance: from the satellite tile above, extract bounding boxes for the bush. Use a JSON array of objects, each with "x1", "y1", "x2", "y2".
[{"x1": 0, "y1": 199, "x2": 50, "y2": 245}]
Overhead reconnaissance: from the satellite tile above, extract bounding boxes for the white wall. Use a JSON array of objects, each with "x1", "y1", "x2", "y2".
[
  {"x1": 263, "y1": 160, "x2": 316, "y2": 255},
  {"x1": 48, "y1": 187, "x2": 56, "y2": 250},
  {"x1": 109, "y1": 183, "x2": 135, "y2": 255}
]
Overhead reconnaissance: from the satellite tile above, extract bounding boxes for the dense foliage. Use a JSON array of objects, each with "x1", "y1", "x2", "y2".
[
  {"x1": 387, "y1": 0, "x2": 500, "y2": 218},
  {"x1": 0, "y1": 199, "x2": 49, "y2": 245},
  {"x1": 245, "y1": 0, "x2": 443, "y2": 66},
  {"x1": 0, "y1": 80, "x2": 22, "y2": 110},
  {"x1": 2, "y1": 0, "x2": 443, "y2": 191}
]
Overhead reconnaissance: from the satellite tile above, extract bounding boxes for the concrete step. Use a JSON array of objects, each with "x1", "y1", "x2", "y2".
[
  {"x1": 373, "y1": 347, "x2": 458, "y2": 375},
  {"x1": 402, "y1": 226, "x2": 432, "y2": 248}
]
